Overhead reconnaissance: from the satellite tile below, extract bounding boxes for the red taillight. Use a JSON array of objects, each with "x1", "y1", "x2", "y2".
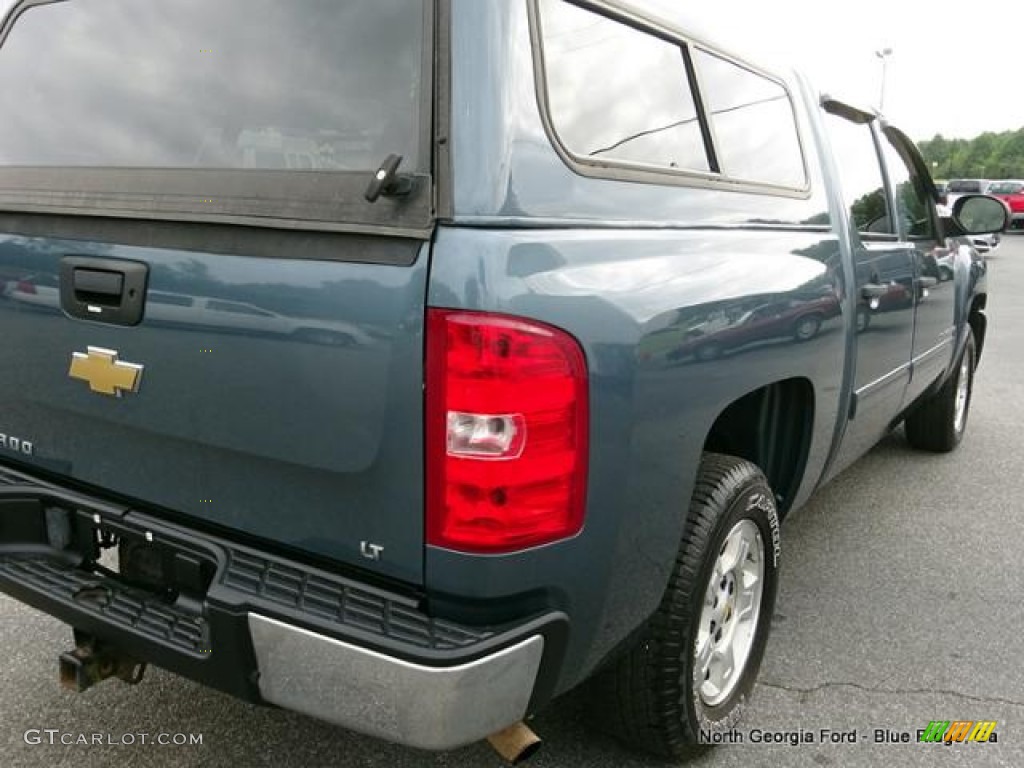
[
  {"x1": 426, "y1": 309, "x2": 589, "y2": 553},
  {"x1": 15, "y1": 280, "x2": 36, "y2": 294}
]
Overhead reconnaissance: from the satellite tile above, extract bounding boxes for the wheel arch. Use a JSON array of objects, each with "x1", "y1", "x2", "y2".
[
  {"x1": 702, "y1": 378, "x2": 815, "y2": 517},
  {"x1": 968, "y1": 293, "x2": 987, "y2": 364}
]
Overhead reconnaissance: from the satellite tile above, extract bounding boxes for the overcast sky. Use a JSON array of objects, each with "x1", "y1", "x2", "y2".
[
  {"x1": 642, "y1": 0, "x2": 1023, "y2": 141},
  {"x1": 0, "y1": 0, "x2": 1019, "y2": 143}
]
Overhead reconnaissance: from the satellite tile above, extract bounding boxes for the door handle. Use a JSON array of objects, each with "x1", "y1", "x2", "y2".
[
  {"x1": 60, "y1": 257, "x2": 148, "y2": 326},
  {"x1": 915, "y1": 275, "x2": 938, "y2": 300},
  {"x1": 73, "y1": 269, "x2": 124, "y2": 301},
  {"x1": 861, "y1": 283, "x2": 887, "y2": 310}
]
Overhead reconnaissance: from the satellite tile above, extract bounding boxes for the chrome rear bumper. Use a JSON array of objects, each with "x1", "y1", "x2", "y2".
[{"x1": 249, "y1": 613, "x2": 545, "y2": 750}]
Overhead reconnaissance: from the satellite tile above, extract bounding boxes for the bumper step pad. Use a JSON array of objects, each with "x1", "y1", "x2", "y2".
[
  {"x1": 224, "y1": 550, "x2": 492, "y2": 652},
  {"x1": 0, "y1": 556, "x2": 208, "y2": 655}
]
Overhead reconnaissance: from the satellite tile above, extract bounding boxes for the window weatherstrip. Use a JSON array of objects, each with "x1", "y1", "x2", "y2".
[
  {"x1": 528, "y1": 0, "x2": 810, "y2": 198},
  {"x1": 0, "y1": 167, "x2": 432, "y2": 237},
  {"x1": 681, "y1": 44, "x2": 720, "y2": 174}
]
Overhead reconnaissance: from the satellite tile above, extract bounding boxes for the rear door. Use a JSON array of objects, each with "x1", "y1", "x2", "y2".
[
  {"x1": 878, "y1": 127, "x2": 956, "y2": 404},
  {"x1": 822, "y1": 105, "x2": 916, "y2": 468},
  {"x1": 0, "y1": 0, "x2": 434, "y2": 585}
]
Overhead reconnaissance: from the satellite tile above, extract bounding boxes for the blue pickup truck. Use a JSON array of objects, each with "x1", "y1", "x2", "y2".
[{"x1": 0, "y1": 0, "x2": 1007, "y2": 761}]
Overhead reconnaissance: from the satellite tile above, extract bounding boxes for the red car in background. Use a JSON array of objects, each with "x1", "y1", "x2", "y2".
[{"x1": 989, "y1": 180, "x2": 1024, "y2": 230}]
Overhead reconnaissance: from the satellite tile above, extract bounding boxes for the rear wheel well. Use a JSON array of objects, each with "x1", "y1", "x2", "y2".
[
  {"x1": 702, "y1": 379, "x2": 814, "y2": 516},
  {"x1": 968, "y1": 295, "x2": 986, "y2": 363}
]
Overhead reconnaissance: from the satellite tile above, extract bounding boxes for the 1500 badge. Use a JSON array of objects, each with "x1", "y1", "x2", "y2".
[{"x1": 0, "y1": 433, "x2": 33, "y2": 456}]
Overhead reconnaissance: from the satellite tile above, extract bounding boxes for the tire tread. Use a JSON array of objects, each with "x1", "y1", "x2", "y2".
[
  {"x1": 905, "y1": 330, "x2": 975, "y2": 452},
  {"x1": 590, "y1": 453, "x2": 773, "y2": 758}
]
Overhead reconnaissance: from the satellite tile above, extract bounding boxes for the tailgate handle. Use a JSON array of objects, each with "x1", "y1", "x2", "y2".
[
  {"x1": 73, "y1": 269, "x2": 124, "y2": 299},
  {"x1": 60, "y1": 257, "x2": 148, "y2": 327}
]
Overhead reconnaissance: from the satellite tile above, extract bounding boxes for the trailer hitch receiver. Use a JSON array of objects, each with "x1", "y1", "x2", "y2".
[{"x1": 59, "y1": 632, "x2": 147, "y2": 693}]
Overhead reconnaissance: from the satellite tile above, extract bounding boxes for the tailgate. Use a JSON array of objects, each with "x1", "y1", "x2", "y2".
[{"x1": 0, "y1": 232, "x2": 429, "y2": 584}]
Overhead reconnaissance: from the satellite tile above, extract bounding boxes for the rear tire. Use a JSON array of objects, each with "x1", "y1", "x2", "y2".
[
  {"x1": 792, "y1": 313, "x2": 822, "y2": 341},
  {"x1": 591, "y1": 453, "x2": 780, "y2": 758},
  {"x1": 904, "y1": 329, "x2": 975, "y2": 452}
]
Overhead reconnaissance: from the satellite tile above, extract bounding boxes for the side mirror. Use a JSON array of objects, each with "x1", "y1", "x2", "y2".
[{"x1": 948, "y1": 194, "x2": 1008, "y2": 236}]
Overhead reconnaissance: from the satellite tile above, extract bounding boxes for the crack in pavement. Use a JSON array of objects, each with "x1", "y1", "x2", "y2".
[{"x1": 759, "y1": 680, "x2": 1024, "y2": 709}]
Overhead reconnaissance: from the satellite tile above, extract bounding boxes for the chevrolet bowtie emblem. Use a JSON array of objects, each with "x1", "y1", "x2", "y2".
[{"x1": 68, "y1": 346, "x2": 144, "y2": 397}]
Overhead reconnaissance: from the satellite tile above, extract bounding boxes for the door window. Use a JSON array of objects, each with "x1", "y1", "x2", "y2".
[
  {"x1": 881, "y1": 138, "x2": 936, "y2": 240},
  {"x1": 824, "y1": 114, "x2": 894, "y2": 237}
]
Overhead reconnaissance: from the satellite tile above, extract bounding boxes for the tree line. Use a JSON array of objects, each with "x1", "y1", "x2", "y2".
[{"x1": 918, "y1": 128, "x2": 1024, "y2": 181}]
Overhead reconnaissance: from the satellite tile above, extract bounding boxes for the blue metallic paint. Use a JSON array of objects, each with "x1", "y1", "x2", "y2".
[
  {"x1": 432, "y1": 1, "x2": 986, "y2": 696},
  {"x1": 426, "y1": 225, "x2": 846, "y2": 689},
  {"x1": 0, "y1": 235, "x2": 429, "y2": 584}
]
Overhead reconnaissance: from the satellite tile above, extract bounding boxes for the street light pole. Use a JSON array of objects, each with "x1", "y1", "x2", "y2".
[{"x1": 875, "y1": 48, "x2": 893, "y2": 113}]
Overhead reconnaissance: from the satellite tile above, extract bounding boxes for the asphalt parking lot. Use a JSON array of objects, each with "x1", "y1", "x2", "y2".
[{"x1": 4, "y1": 235, "x2": 1024, "y2": 768}]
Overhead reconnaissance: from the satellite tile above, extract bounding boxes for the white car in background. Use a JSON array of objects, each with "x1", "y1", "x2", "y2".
[
  {"x1": 3, "y1": 277, "x2": 369, "y2": 346},
  {"x1": 945, "y1": 178, "x2": 991, "y2": 201},
  {"x1": 2, "y1": 272, "x2": 61, "y2": 308},
  {"x1": 146, "y1": 292, "x2": 374, "y2": 346}
]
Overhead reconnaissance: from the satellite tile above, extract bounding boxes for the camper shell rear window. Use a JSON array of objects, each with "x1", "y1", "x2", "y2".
[{"x1": 0, "y1": 0, "x2": 432, "y2": 235}]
